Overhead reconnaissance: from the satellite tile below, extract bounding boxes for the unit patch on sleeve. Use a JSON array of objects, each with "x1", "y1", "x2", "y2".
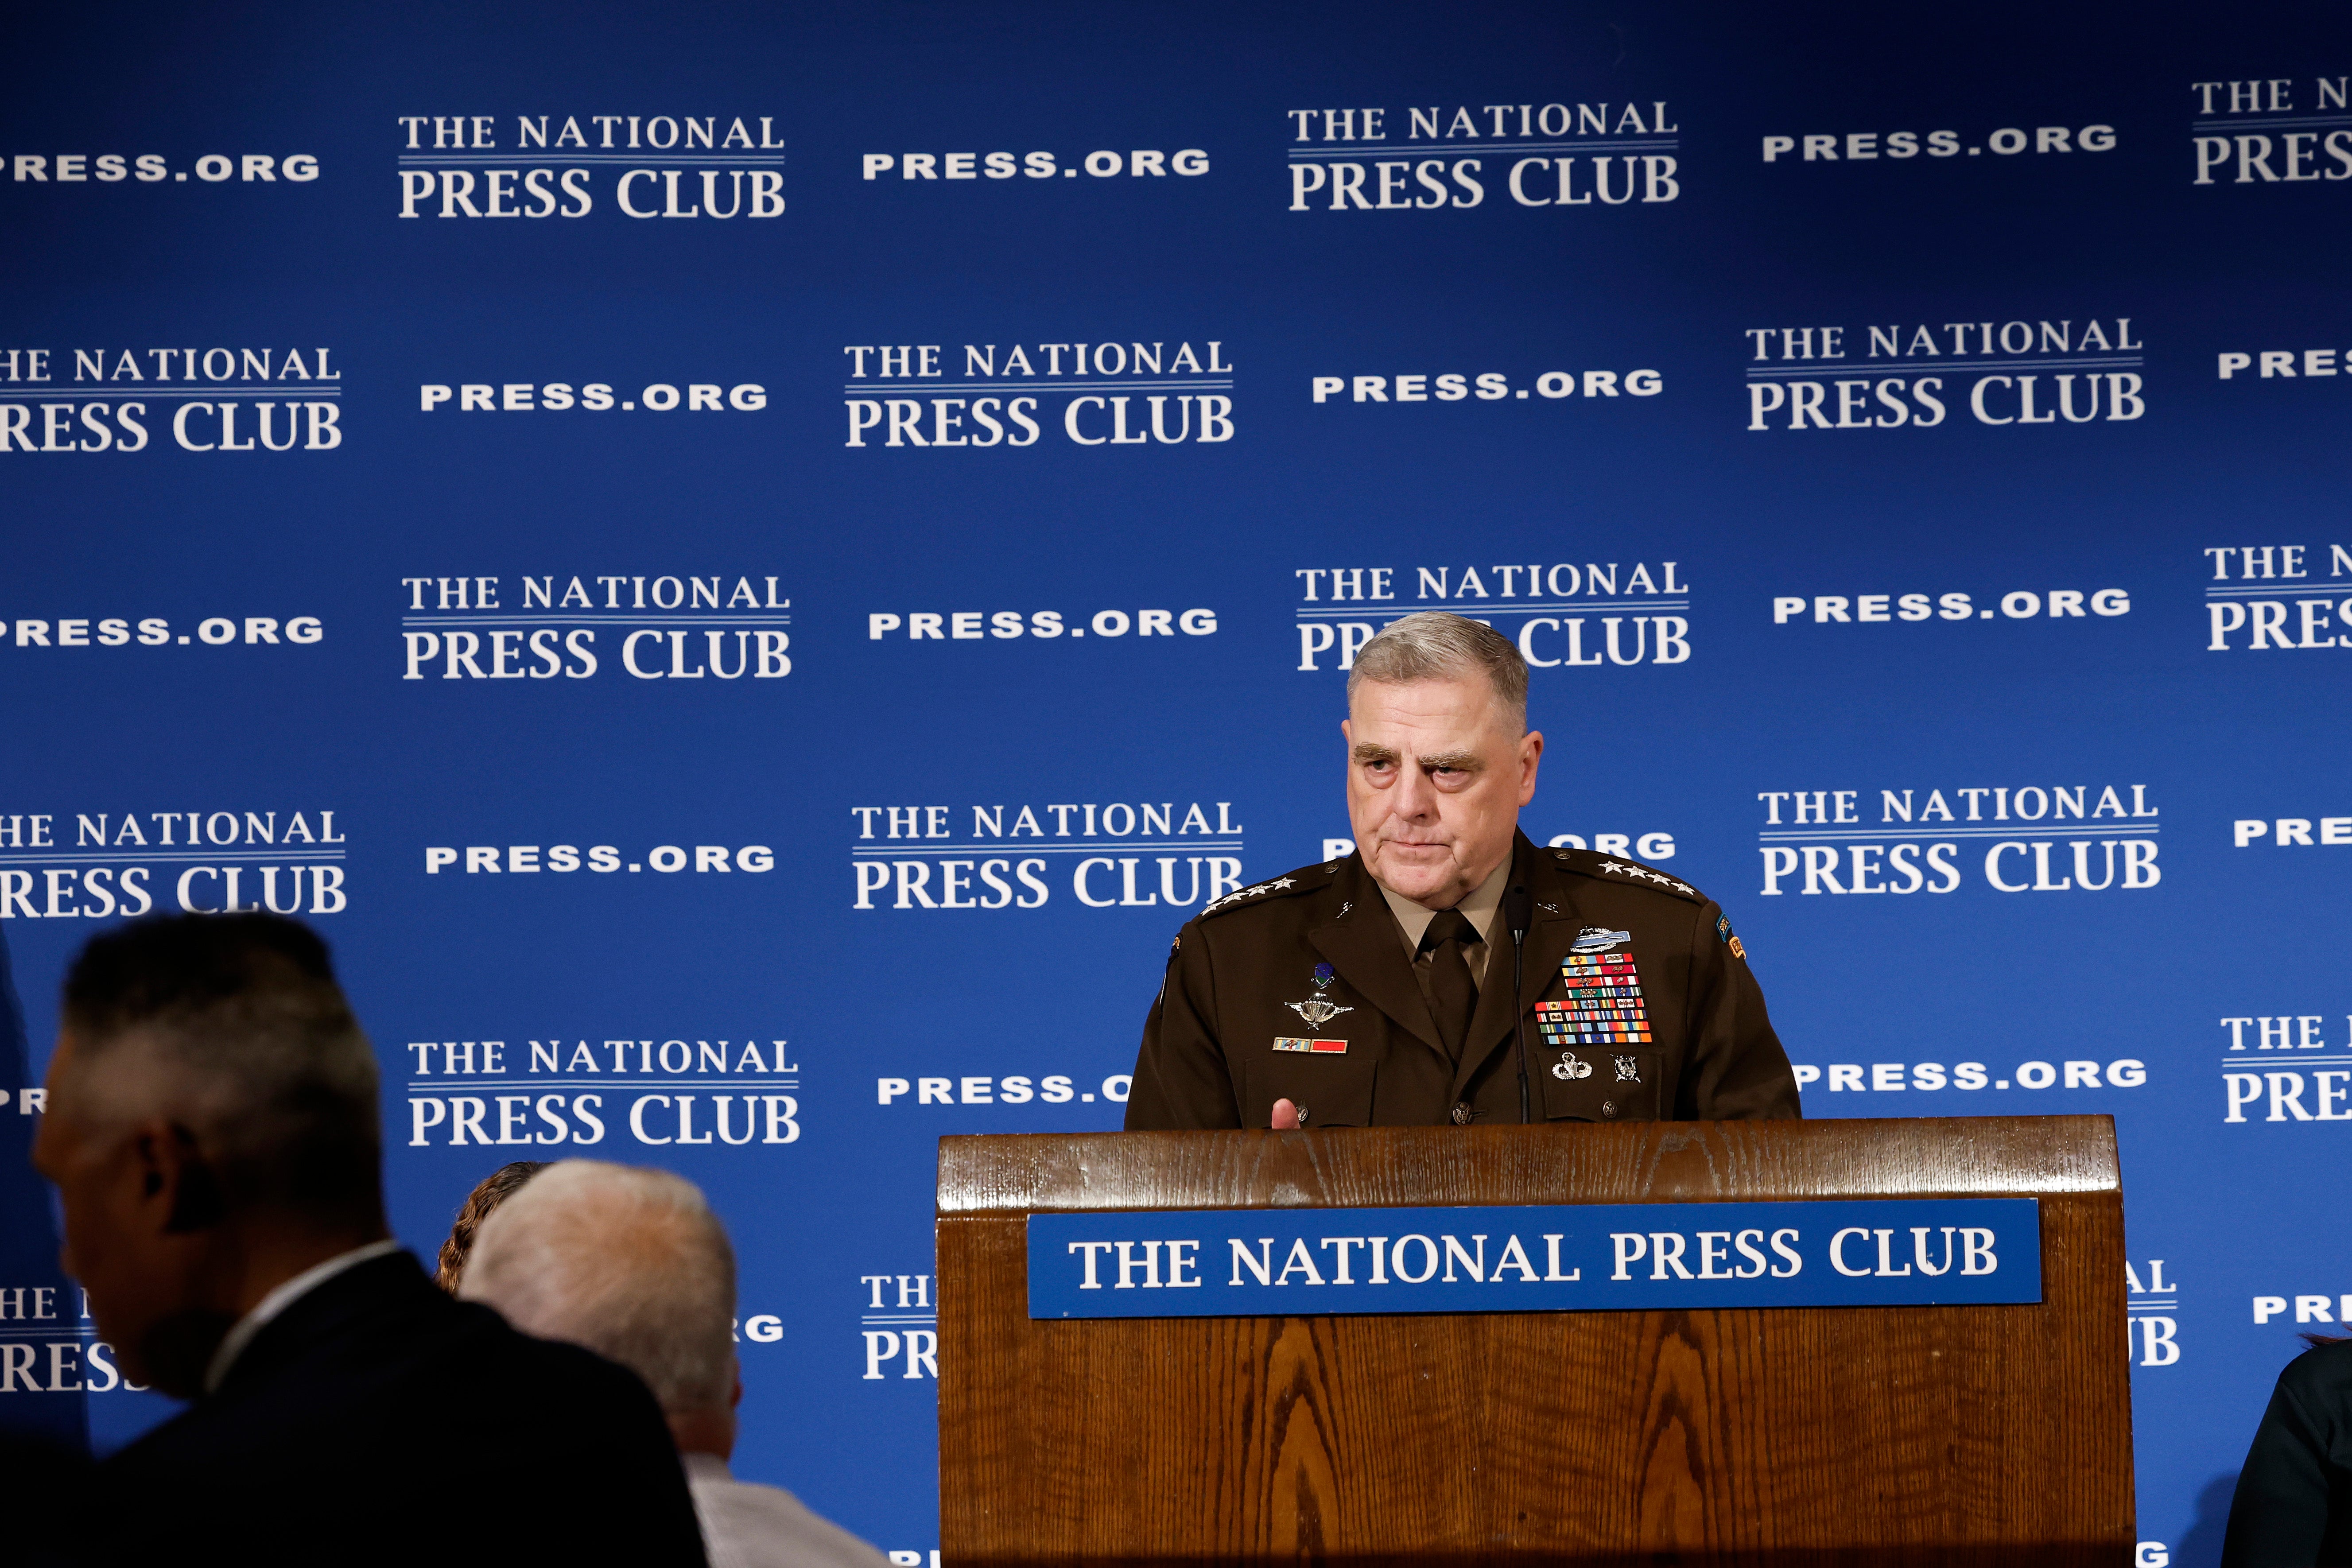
[{"x1": 1715, "y1": 914, "x2": 1746, "y2": 959}]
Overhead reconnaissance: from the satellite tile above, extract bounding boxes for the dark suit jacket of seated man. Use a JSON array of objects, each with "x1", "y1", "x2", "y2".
[
  {"x1": 31, "y1": 912, "x2": 706, "y2": 1567},
  {"x1": 90, "y1": 1246, "x2": 706, "y2": 1566},
  {"x1": 1126, "y1": 612, "x2": 1798, "y2": 1130}
]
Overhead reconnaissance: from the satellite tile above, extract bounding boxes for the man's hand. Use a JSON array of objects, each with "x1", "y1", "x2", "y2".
[{"x1": 1271, "y1": 1098, "x2": 1301, "y2": 1130}]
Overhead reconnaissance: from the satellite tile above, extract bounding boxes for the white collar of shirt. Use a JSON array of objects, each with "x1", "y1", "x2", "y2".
[
  {"x1": 203, "y1": 1238, "x2": 403, "y2": 1395},
  {"x1": 1377, "y1": 853, "x2": 1514, "y2": 955}
]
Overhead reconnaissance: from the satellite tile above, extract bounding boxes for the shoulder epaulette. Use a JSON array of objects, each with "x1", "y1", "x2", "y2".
[
  {"x1": 1196, "y1": 860, "x2": 1335, "y2": 920},
  {"x1": 1547, "y1": 844, "x2": 1706, "y2": 904}
]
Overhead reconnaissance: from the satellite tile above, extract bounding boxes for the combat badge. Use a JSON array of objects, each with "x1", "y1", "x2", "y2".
[{"x1": 1571, "y1": 927, "x2": 1630, "y2": 954}]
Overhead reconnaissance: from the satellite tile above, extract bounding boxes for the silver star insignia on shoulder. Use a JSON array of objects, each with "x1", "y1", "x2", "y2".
[
  {"x1": 1600, "y1": 861, "x2": 1634, "y2": 876},
  {"x1": 1269, "y1": 877, "x2": 1296, "y2": 890},
  {"x1": 1667, "y1": 880, "x2": 1695, "y2": 896}
]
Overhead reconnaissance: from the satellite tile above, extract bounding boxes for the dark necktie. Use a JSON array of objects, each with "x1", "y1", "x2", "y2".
[{"x1": 1419, "y1": 909, "x2": 1479, "y2": 1061}]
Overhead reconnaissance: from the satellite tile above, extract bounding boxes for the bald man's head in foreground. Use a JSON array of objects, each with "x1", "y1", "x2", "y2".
[{"x1": 458, "y1": 1160, "x2": 740, "y2": 1458}]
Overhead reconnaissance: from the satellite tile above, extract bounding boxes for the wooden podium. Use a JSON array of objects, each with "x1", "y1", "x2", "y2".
[{"x1": 936, "y1": 1116, "x2": 2131, "y2": 1566}]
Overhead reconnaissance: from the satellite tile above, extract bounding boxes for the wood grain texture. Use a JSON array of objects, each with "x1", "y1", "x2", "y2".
[{"x1": 937, "y1": 1117, "x2": 2132, "y2": 1568}]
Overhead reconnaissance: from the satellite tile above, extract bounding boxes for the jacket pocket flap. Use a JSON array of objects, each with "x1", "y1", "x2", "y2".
[
  {"x1": 1537, "y1": 1047, "x2": 1661, "y2": 1122},
  {"x1": 1247, "y1": 1048, "x2": 1376, "y2": 1128}
]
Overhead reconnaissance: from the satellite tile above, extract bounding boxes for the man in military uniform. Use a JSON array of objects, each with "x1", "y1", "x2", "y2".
[{"x1": 1125, "y1": 612, "x2": 1798, "y2": 1130}]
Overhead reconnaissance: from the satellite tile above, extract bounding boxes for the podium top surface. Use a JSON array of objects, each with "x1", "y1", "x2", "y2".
[{"x1": 936, "y1": 1115, "x2": 2117, "y2": 1216}]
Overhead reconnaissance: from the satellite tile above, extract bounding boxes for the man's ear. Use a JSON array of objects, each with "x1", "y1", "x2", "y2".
[
  {"x1": 1518, "y1": 730, "x2": 1544, "y2": 805},
  {"x1": 137, "y1": 1122, "x2": 226, "y2": 1234},
  {"x1": 1340, "y1": 718, "x2": 1352, "y2": 745}
]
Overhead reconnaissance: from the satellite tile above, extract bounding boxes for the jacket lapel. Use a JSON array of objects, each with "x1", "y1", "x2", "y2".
[
  {"x1": 1308, "y1": 858, "x2": 1444, "y2": 1056},
  {"x1": 1449, "y1": 835, "x2": 1587, "y2": 1102}
]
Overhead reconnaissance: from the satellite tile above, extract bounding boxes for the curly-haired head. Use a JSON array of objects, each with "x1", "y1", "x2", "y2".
[{"x1": 434, "y1": 1161, "x2": 547, "y2": 1292}]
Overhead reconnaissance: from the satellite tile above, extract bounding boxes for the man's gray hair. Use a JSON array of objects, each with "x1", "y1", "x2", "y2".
[
  {"x1": 61, "y1": 913, "x2": 382, "y2": 1226},
  {"x1": 460, "y1": 1160, "x2": 737, "y2": 1415},
  {"x1": 1346, "y1": 611, "x2": 1529, "y2": 733}
]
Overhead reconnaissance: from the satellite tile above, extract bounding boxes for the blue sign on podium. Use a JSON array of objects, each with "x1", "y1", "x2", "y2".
[{"x1": 1029, "y1": 1198, "x2": 2042, "y2": 1319}]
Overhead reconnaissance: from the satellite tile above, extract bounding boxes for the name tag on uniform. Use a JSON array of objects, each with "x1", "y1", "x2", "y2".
[{"x1": 1273, "y1": 1037, "x2": 1347, "y2": 1053}]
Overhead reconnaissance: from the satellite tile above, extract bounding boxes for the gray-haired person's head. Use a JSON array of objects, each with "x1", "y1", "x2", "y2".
[
  {"x1": 57, "y1": 911, "x2": 383, "y2": 1226},
  {"x1": 37, "y1": 912, "x2": 386, "y2": 1401},
  {"x1": 1345, "y1": 611, "x2": 1529, "y2": 735},
  {"x1": 459, "y1": 1160, "x2": 737, "y2": 1415}
]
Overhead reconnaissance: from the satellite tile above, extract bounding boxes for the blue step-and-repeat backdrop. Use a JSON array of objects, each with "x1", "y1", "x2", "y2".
[{"x1": 4, "y1": 2, "x2": 2348, "y2": 1560}]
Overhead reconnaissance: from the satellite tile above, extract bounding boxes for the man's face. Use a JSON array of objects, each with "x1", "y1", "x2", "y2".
[
  {"x1": 30, "y1": 1034, "x2": 216, "y2": 1394},
  {"x1": 1342, "y1": 676, "x2": 1543, "y2": 909}
]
